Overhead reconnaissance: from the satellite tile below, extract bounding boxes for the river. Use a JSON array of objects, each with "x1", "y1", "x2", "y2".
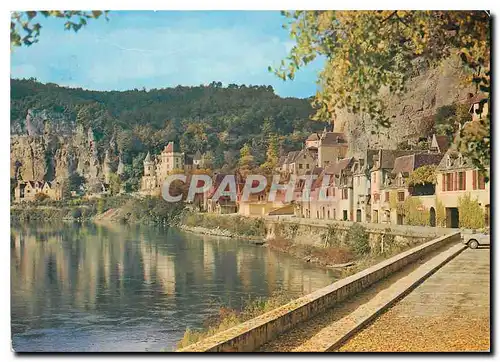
[{"x1": 11, "y1": 222, "x2": 336, "y2": 352}]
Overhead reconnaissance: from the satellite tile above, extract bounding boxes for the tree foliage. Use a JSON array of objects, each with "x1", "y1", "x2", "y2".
[
  {"x1": 407, "y1": 165, "x2": 437, "y2": 186},
  {"x1": 275, "y1": 10, "x2": 490, "y2": 169},
  {"x1": 11, "y1": 11, "x2": 108, "y2": 47}
]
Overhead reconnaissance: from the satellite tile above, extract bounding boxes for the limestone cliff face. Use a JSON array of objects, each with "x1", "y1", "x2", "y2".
[
  {"x1": 10, "y1": 109, "x2": 115, "y2": 186},
  {"x1": 333, "y1": 55, "x2": 474, "y2": 157}
]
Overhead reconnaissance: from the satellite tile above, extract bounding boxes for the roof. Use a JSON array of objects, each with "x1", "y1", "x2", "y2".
[
  {"x1": 284, "y1": 151, "x2": 300, "y2": 164},
  {"x1": 468, "y1": 93, "x2": 488, "y2": 106},
  {"x1": 433, "y1": 135, "x2": 450, "y2": 154},
  {"x1": 320, "y1": 132, "x2": 347, "y2": 146},
  {"x1": 436, "y1": 150, "x2": 477, "y2": 171},
  {"x1": 324, "y1": 157, "x2": 354, "y2": 176},
  {"x1": 373, "y1": 150, "x2": 415, "y2": 170},
  {"x1": 306, "y1": 133, "x2": 321, "y2": 141},
  {"x1": 392, "y1": 153, "x2": 444, "y2": 175},
  {"x1": 144, "y1": 152, "x2": 151, "y2": 163},
  {"x1": 164, "y1": 142, "x2": 174, "y2": 153},
  {"x1": 193, "y1": 150, "x2": 202, "y2": 160}
]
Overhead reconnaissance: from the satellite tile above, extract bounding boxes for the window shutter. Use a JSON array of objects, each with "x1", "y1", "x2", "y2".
[
  {"x1": 463, "y1": 172, "x2": 467, "y2": 190},
  {"x1": 473, "y1": 170, "x2": 477, "y2": 190},
  {"x1": 442, "y1": 174, "x2": 446, "y2": 191},
  {"x1": 453, "y1": 172, "x2": 458, "y2": 191}
]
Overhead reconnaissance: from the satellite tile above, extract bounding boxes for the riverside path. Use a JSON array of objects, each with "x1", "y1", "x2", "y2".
[{"x1": 257, "y1": 243, "x2": 490, "y2": 352}]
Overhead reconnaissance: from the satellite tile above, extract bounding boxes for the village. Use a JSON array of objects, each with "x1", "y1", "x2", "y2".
[{"x1": 14, "y1": 92, "x2": 489, "y2": 231}]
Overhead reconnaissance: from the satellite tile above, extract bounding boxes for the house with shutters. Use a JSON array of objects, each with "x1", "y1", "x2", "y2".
[
  {"x1": 381, "y1": 153, "x2": 444, "y2": 225},
  {"x1": 370, "y1": 150, "x2": 416, "y2": 224},
  {"x1": 435, "y1": 150, "x2": 490, "y2": 228}
]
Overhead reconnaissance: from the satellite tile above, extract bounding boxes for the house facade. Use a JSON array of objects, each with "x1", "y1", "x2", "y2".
[
  {"x1": 14, "y1": 180, "x2": 62, "y2": 202},
  {"x1": 435, "y1": 150, "x2": 490, "y2": 228}
]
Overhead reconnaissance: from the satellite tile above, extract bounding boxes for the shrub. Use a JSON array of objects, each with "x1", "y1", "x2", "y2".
[
  {"x1": 346, "y1": 223, "x2": 370, "y2": 256},
  {"x1": 458, "y1": 193, "x2": 485, "y2": 229},
  {"x1": 34, "y1": 192, "x2": 49, "y2": 202},
  {"x1": 71, "y1": 208, "x2": 82, "y2": 219},
  {"x1": 403, "y1": 197, "x2": 430, "y2": 226}
]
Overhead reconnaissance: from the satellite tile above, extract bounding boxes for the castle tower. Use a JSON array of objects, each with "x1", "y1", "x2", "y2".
[{"x1": 143, "y1": 152, "x2": 154, "y2": 176}]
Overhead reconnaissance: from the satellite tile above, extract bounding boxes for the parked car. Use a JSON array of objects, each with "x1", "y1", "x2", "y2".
[{"x1": 462, "y1": 228, "x2": 490, "y2": 249}]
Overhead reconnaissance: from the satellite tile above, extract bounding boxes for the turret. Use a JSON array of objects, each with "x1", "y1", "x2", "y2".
[{"x1": 143, "y1": 152, "x2": 154, "y2": 176}]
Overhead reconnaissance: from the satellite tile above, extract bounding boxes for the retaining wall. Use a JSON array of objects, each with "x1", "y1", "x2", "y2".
[{"x1": 178, "y1": 231, "x2": 460, "y2": 352}]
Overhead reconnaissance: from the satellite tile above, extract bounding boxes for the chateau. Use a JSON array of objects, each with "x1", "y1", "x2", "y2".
[{"x1": 140, "y1": 141, "x2": 187, "y2": 194}]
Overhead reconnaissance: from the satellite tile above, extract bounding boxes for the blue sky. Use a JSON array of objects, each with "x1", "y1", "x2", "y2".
[{"x1": 10, "y1": 11, "x2": 324, "y2": 98}]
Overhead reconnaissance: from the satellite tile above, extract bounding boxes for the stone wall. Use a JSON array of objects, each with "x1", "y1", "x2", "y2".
[
  {"x1": 264, "y1": 218, "x2": 449, "y2": 256},
  {"x1": 178, "y1": 231, "x2": 461, "y2": 352}
]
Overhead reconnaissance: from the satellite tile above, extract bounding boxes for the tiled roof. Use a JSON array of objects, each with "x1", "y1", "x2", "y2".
[
  {"x1": 374, "y1": 150, "x2": 415, "y2": 170},
  {"x1": 392, "y1": 153, "x2": 443, "y2": 176},
  {"x1": 435, "y1": 135, "x2": 450, "y2": 153},
  {"x1": 165, "y1": 142, "x2": 174, "y2": 153},
  {"x1": 324, "y1": 157, "x2": 354, "y2": 175},
  {"x1": 320, "y1": 132, "x2": 347, "y2": 146},
  {"x1": 306, "y1": 133, "x2": 321, "y2": 141}
]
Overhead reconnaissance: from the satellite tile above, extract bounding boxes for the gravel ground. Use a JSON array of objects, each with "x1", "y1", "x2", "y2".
[
  {"x1": 337, "y1": 312, "x2": 490, "y2": 352},
  {"x1": 338, "y1": 247, "x2": 490, "y2": 352}
]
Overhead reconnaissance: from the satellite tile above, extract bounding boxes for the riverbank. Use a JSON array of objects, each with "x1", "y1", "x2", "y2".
[{"x1": 10, "y1": 195, "x2": 184, "y2": 226}]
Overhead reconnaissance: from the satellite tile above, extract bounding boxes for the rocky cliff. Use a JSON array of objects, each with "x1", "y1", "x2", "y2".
[
  {"x1": 334, "y1": 55, "x2": 474, "y2": 157},
  {"x1": 10, "y1": 109, "x2": 119, "y2": 188}
]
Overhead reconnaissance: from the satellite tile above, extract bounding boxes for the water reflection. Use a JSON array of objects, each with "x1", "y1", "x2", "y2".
[{"x1": 11, "y1": 222, "x2": 335, "y2": 352}]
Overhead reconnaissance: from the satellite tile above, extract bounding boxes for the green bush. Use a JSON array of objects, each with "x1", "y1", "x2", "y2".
[
  {"x1": 346, "y1": 223, "x2": 370, "y2": 256},
  {"x1": 458, "y1": 193, "x2": 485, "y2": 229}
]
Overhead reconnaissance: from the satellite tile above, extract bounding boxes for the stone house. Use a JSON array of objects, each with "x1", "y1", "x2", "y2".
[
  {"x1": 316, "y1": 130, "x2": 348, "y2": 168},
  {"x1": 370, "y1": 150, "x2": 415, "y2": 224},
  {"x1": 14, "y1": 180, "x2": 62, "y2": 202},
  {"x1": 294, "y1": 166, "x2": 332, "y2": 220},
  {"x1": 352, "y1": 150, "x2": 378, "y2": 223},
  {"x1": 296, "y1": 158, "x2": 354, "y2": 221},
  {"x1": 277, "y1": 148, "x2": 317, "y2": 176},
  {"x1": 382, "y1": 153, "x2": 444, "y2": 225},
  {"x1": 204, "y1": 173, "x2": 239, "y2": 214},
  {"x1": 435, "y1": 150, "x2": 490, "y2": 228}
]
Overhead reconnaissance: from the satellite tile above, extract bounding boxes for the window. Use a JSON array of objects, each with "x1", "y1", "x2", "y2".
[
  {"x1": 445, "y1": 173, "x2": 453, "y2": 191},
  {"x1": 397, "y1": 191, "x2": 405, "y2": 202},
  {"x1": 385, "y1": 191, "x2": 389, "y2": 202},
  {"x1": 473, "y1": 170, "x2": 486, "y2": 190},
  {"x1": 299, "y1": 164, "x2": 303, "y2": 169},
  {"x1": 303, "y1": 155, "x2": 307, "y2": 159},
  {"x1": 458, "y1": 171, "x2": 466, "y2": 190},
  {"x1": 306, "y1": 164, "x2": 310, "y2": 169},
  {"x1": 342, "y1": 188, "x2": 348, "y2": 200},
  {"x1": 324, "y1": 161, "x2": 330, "y2": 165},
  {"x1": 373, "y1": 193, "x2": 380, "y2": 202},
  {"x1": 373, "y1": 172, "x2": 377, "y2": 183}
]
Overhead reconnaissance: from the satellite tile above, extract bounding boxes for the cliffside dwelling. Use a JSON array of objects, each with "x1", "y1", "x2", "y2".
[{"x1": 14, "y1": 180, "x2": 62, "y2": 202}]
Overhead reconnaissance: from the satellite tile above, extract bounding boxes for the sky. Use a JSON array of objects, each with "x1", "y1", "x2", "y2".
[{"x1": 10, "y1": 11, "x2": 324, "y2": 98}]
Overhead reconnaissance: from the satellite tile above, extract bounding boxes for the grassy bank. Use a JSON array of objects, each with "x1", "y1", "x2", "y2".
[
  {"x1": 180, "y1": 212, "x2": 266, "y2": 238},
  {"x1": 11, "y1": 195, "x2": 185, "y2": 226},
  {"x1": 176, "y1": 289, "x2": 293, "y2": 350}
]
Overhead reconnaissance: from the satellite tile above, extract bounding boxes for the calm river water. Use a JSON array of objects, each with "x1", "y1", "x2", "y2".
[{"x1": 11, "y1": 222, "x2": 335, "y2": 352}]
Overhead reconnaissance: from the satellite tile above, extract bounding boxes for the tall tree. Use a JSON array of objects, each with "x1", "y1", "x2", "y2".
[{"x1": 274, "y1": 10, "x2": 490, "y2": 171}]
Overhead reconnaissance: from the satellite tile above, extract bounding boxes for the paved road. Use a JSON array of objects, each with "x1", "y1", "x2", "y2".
[{"x1": 338, "y1": 247, "x2": 490, "y2": 352}]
